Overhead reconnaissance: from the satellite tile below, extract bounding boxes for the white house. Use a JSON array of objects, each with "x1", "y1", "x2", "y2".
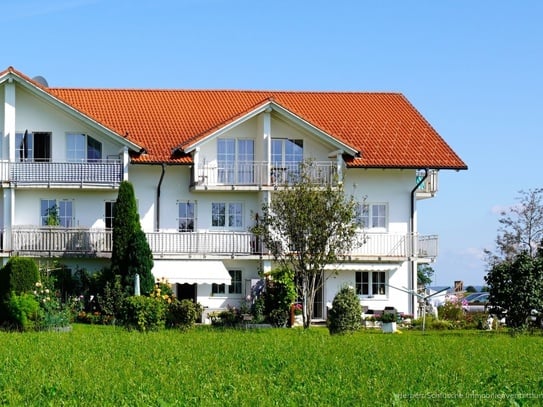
[{"x1": 0, "y1": 67, "x2": 467, "y2": 319}]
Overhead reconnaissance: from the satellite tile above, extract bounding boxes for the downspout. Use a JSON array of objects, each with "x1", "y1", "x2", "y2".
[
  {"x1": 409, "y1": 168, "x2": 429, "y2": 316},
  {"x1": 156, "y1": 163, "x2": 166, "y2": 231}
]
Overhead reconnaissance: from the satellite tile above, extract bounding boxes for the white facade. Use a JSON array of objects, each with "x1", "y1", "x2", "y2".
[{"x1": 0, "y1": 71, "x2": 449, "y2": 319}]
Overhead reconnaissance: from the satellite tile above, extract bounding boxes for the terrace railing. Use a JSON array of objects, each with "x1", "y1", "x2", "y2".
[
  {"x1": 350, "y1": 233, "x2": 438, "y2": 259},
  {"x1": 195, "y1": 161, "x2": 337, "y2": 188},
  {"x1": 7, "y1": 228, "x2": 437, "y2": 260}
]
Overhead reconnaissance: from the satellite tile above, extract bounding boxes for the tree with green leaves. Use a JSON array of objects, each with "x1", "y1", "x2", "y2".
[
  {"x1": 111, "y1": 181, "x2": 154, "y2": 295},
  {"x1": 485, "y1": 252, "x2": 543, "y2": 328},
  {"x1": 484, "y1": 188, "x2": 543, "y2": 329},
  {"x1": 251, "y1": 161, "x2": 360, "y2": 329},
  {"x1": 417, "y1": 263, "x2": 434, "y2": 289},
  {"x1": 490, "y1": 188, "x2": 543, "y2": 261}
]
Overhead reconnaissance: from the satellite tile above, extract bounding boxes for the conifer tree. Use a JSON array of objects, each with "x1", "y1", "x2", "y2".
[{"x1": 111, "y1": 181, "x2": 154, "y2": 294}]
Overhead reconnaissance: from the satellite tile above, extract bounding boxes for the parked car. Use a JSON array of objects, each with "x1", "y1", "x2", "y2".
[{"x1": 464, "y1": 292, "x2": 490, "y2": 313}]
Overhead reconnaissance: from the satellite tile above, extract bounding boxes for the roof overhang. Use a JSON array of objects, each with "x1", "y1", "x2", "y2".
[
  {"x1": 0, "y1": 69, "x2": 143, "y2": 152},
  {"x1": 181, "y1": 100, "x2": 359, "y2": 157},
  {"x1": 152, "y1": 260, "x2": 231, "y2": 285}
]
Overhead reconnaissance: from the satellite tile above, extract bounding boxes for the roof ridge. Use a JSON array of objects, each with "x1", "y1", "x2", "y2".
[{"x1": 48, "y1": 87, "x2": 404, "y2": 95}]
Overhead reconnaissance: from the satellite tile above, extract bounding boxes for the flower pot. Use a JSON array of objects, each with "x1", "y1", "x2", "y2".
[{"x1": 381, "y1": 322, "x2": 397, "y2": 333}]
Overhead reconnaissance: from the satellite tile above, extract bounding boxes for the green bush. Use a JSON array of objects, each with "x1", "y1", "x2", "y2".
[
  {"x1": 99, "y1": 276, "x2": 126, "y2": 323},
  {"x1": 0, "y1": 257, "x2": 39, "y2": 298},
  {"x1": 263, "y1": 266, "x2": 296, "y2": 316},
  {"x1": 120, "y1": 296, "x2": 166, "y2": 332},
  {"x1": 269, "y1": 308, "x2": 289, "y2": 327},
  {"x1": 412, "y1": 315, "x2": 453, "y2": 330},
  {"x1": 210, "y1": 306, "x2": 243, "y2": 328},
  {"x1": 327, "y1": 286, "x2": 362, "y2": 335},
  {"x1": 6, "y1": 292, "x2": 41, "y2": 331},
  {"x1": 380, "y1": 311, "x2": 397, "y2": 323},
  {"x1": 166, "y1": 299, "x2": 202, "y2": 330}
]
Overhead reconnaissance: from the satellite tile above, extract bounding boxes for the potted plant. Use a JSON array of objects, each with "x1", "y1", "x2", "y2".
[{"x1": 380, "y1": 311, "x2": 397, "y2": 333}]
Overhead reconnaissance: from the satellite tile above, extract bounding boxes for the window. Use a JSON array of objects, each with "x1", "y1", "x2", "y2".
[
  {"x1": 16, "y1": 131, "x2": 51, "y2": 162},
  {"x1": 356, "y1": 271, "x2": 386, "y2": 296},
  {"x1": 217, "y1": 138, "x2": 254, "y2": 184},
  {"x1": 211, "y1": 282, "x2": 225, "y2": 295},
  {"x1": 212, "y1": 270, "x2": 242, "y2": 295},
  {"x1": 355, "y1": 203, "x2": 387, "y2": 230},
  {"x1": 271, "y1": 138, "x2": 303, "y2": 183},
  {"x1": 105, "y1": 201, "x2": 116, "y2": 229},
  {"x1": 228, "y1": 270, "x2": 242, "y2": 294},
  {"x1": 178, "y1": 201, "x2": 195, "y2": 232},
  {"x1": 67, "y1": 133, "x2": 102, "y2": 162},
  {"x1": 41, "y1": 199, "x2": 73, "y2": 227},
  {"x1": 211, "y1": 202, "x2": 243, "y2": 228}
]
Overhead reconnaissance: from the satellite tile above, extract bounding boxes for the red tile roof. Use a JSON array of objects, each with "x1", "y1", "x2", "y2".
[{"x1": 2, "y1": 67, "x2": 467, "y2": 169}]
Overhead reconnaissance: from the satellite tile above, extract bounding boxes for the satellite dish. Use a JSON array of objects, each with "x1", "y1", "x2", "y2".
[{"x1": 32, "y1": 75, "x2": 49, "y2": 87}]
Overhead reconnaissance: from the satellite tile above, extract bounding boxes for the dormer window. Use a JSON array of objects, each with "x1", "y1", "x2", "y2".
[{"x1": 67, "y1": 133, "x2": 102, "y2": 162}]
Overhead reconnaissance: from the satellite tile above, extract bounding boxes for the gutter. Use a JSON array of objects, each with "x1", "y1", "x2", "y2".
[
  {"x1": 409, "y1": 168, "x2": 429, "y2": 316},
  {"x1": 156, "y1": 163, "x2": 166, "y2": 231}
]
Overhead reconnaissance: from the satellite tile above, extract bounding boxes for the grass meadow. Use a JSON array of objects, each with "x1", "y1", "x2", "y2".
[{"x1": 0, "y1": 325, "x2": 542, "y2": 406}]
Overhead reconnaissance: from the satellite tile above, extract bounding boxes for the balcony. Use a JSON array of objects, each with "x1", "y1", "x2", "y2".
[
  {"x1": 347, "y1": 233, "x2": 438, "y2": 260},
  {"x1": 192, "y1": 161, "x2": 338, "y2": 191},
  {"x1": 11, "y1": 227, "x2": 113, "y2": 257},
  {"x1": 415, "y1": 170, "x2": 438, "y2": 199},
  {"x1": 0, "y1": 160, "x2": 123, "y2": 188},
  {"x1": 7, "y1": 228, "x2": 437, "y2": 261}
]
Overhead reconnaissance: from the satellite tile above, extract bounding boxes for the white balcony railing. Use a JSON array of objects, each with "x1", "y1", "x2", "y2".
[
  {"x1": 7, "y1": 228, "x2": 437, "y2": 260},
  {"x1": 0, "y1": 160, "x2": 123, "y2": 186},
  {"x1": 195, "y1": 161, "x2": 338, "y2": 187},
  {"x1": 350, "y1": 232, "x2": 438, "y2": 259}
]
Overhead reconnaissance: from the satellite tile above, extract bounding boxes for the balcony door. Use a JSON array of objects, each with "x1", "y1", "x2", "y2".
[
  {"x1": 217, "y1": 139, "x2": 254, "y2": 184},
  {"x1": 16, "y1": 131, "x2": 51, "y2": 162},
  {"x1": 271, "y1": 138, "x2": 303, "y2": 184}
]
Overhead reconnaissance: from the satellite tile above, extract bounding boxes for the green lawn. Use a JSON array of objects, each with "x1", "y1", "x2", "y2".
[{"x1": 0, "y1": 324, "x2": 542, "y2": 406}]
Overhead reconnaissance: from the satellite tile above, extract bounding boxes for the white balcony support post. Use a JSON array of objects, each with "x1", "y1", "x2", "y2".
[
  {"x1": 263, "y1": 109, "x2": 271, "y2": 185},
  {"x1": 336, "y1": 153, "x2": 343, "y2": 183},
  {"x1": 5, "y1": 79, "x2": 15, "y2": 163},
  {"x1": 122, "y1": 146, "x2": 129, "y2": 181},
  {"x1": 3, "y1": 189, "x2": 13, "y2": 251},
  {"x1": 193, "y1": 147, "x2": 200, "y2": 185}
]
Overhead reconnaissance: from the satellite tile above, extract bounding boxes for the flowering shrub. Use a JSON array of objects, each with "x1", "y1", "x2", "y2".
[
  {"x1": 33, "y1": 281, "x2": 70, "y2": 330},
  {"x1": 292, "y1": 303, "x2": 303, "y2": 315},
  {"x1": 438, "y1": 295, "x2": 467, "y2": 321}
]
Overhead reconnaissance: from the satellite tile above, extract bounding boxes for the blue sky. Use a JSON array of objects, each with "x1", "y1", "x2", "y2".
[{"x1": 3, "y1": 0, "x2": 542, "y2": 286}]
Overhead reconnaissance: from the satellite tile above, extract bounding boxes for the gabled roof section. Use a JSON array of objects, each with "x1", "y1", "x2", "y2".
[
  {"x1": 1, "y1": 67, "x2": 467, "y2": 169},
  {"x1": 179, "y1": 99, "x2": 360, "y2": 158},
  {"x1": 0, "y1": 67, "x2": 143, "y2": 153}
]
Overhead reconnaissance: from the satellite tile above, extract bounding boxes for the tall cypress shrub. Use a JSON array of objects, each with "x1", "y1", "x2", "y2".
[{"x1": 111, "y1": 181, "x2": 154, "y2": 295}]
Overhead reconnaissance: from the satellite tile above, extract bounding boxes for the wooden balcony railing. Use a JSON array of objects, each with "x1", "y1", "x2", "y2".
[
  {"x1": 0, "y1": 160, "x2": 123, "y2": 186},
  {"x1": 7, "y1": 228, "x2": 438, "y2": 260}
]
